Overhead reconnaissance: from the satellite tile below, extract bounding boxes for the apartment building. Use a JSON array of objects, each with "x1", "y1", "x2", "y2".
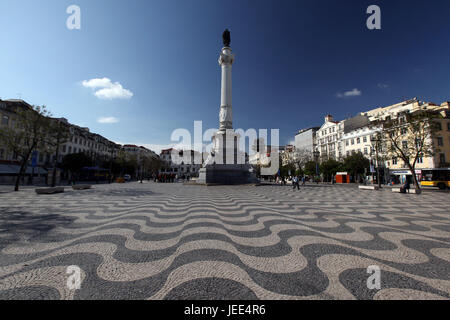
[
  {"x1": 160, "y1": 149, "x2": 204, "y2": 176},
  {"x1": 294, "y1": 127, "x2": 319, "y2": 154},
  {"x1": 123, "y1": 145, "x2": 158, "y2": 162},
  {"x1": 316, "y1": 115, "x2": 345, "y2": 161},
  {"x1": 362, "y1": 99, "x2": 450, "y2": 170},
  {"x1": 0, "y1": 99, "x2": 122, "y2": 167}
]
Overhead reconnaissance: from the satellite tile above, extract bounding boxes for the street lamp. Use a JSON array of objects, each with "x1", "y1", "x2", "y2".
[
  {"x1": 313, "y1": 150, "x2": 320, "y2": 182},
  {"x1": 369, "y1": 136, "x2": 382, "y2": 189}
]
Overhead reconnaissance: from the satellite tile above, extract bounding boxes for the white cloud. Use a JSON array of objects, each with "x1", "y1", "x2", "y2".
[
  {"x1": 337, "y1": 88, "x2": 362, "y2": 98},
  {"x1": 377, "y1": 83, "x2": 389, "y2": 89},
  {"x1": 81, "y1": 77, "x2": 133, "y2": 100},
  {"x1": 98, "y1": 116, "x2": 119, "y2": 124}
]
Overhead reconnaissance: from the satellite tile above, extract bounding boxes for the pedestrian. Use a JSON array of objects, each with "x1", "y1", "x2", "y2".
[
  {"x1": 292, "y1": 176, "x2": 299, "y2": 191},
  {"x1": 400, "y1": 180, "x2": 411, "y2": 194}
]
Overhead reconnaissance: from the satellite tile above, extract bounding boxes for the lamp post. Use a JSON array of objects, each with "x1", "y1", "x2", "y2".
[
  {"x1": 109, "y1": 146, "x2": 114, "y2": 184},
  {"x1": 370, "y1": 136, "x2": 382, "y2": 189},
  {"x1": 313, "y1": 150, "x2": 320, "y2": 183}
]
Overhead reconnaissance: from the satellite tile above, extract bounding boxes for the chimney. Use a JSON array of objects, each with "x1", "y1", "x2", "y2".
[{"x1": 325, "y1": 115, "x2": 334, "y2": 123}]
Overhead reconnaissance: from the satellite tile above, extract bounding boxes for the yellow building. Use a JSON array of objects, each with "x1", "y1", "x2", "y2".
[{"x1": 363, "y1": 99, "x2": 450, "y2": 184}]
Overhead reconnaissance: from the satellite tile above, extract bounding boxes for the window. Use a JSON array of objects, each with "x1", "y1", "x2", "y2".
[
  {"x1": 351, "y1": 139, "x2": 355, "y2": 145},
  {"x1": 402, "y1": 141, "x2": 408, "y2": 149},
  {"x1": 364, "y1": 148, "x2": 368, "y2": 155},
  {"x1": 415, "y1": 138, "x2": 422, "y2": 149},
  {"x1": 447, "y1": 122, "x2": 450, "y2": 131},
  {"x1": 436, "y1": 122, "x2": 442, "y2": 131},
  {"x1": 363, "y1": 136, "x2": 367, "y2": 143},
  {"x1": 62, "y1": 145, "x2": 67, "y2": 153},
  {"x1": 417, "y1": 157, "x2": 423, "y2": 164},
  {"x1": 401, "y1": 127, "x2": 407, "y2": 135},
  {"x1": 439, "y1": 153, "x2": 446, "y2": 164},
  {"x1": 357, "y1": 138, "x2": 361, "y2": 144},
  {"x1": 437, "y1": 137, "x2": 444, "y2": 146},
  {"x1": 1, "y1": 115, "x2": 9, "y2": 126},
  {"x1": 393, "y1": 158, "x2": 398, "y2": 165},
  {"x1": 346, "y1": 140, "x2": 349, "y2": 146},
  {"x1": 0, "y1": 149, "x2": 4, "y2": 159}
]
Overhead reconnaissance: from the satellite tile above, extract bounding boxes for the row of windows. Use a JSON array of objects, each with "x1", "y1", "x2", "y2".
[
  {"x1": 345, "y1": 136, "x2": 369, "y2": 146},
  {"x1": 72, "y1": 136, "x2": 109, "y2": 152},
  {"x1": 321, "y1": 127, "x2": 336, "y2": 136},
  {"x1": 435, "y1": 122, "x2": 450, "y2": 131}
]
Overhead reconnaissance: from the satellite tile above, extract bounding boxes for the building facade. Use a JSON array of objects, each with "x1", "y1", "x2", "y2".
[
  {"x1": 294, "y1": 127, "x2": 319, "y2": 153},
  {"x1": 316, "y1": 115, "x2": 345, "y2": 161},
  {"x1": 0, "y1": 99, "x2": 130, "y2": 181},
  {"x1": 159, "y1": 149, "x2": 204, "y2": 176}
]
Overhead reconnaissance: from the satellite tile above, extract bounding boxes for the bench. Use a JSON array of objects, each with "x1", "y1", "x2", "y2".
[
  {"x1": 35, "y1": 187, "x2": 65, "y2": 195},
  {"x1": 72, "y1": 184, "x2": 92, "y2": 190},
  {"x1": 359, "y1": 185, "x2": 380, "y2": 191},
  {"x1": 392, "y1": 188, "x2": 421, "y2": 194}
]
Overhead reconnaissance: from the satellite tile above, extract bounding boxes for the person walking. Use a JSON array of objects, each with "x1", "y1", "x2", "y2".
[{"x1": 292, "y1": 176, "x2": 299, "y2": 191}]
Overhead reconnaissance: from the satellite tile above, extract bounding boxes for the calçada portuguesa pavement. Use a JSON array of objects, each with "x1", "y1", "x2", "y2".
[{"x1": 0, "y1": 182, "x2": 449, "y2": 300}]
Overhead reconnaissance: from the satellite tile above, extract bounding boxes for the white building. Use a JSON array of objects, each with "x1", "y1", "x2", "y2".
[
  {"x1": 294, "y1": 127, "x2": 319, "y2": 154},
  {"x1": 122, "y1": 145, "x2": 158, "y2": 162},
  {"x1": 316, "y1": 115, "x2": 345, "y2": 161},
  {"x1": 342, "y1": 126, "x2": 381, "y2": 158},
  {"x1": 159, "y1": 149, "x2": 204, "y2": 176}
]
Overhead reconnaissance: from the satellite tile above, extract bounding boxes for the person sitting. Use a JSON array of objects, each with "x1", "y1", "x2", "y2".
[{"x1": 400, "y1": 180, "x2": 411, "y2": 194}]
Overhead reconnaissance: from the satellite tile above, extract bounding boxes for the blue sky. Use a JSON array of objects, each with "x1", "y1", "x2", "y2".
[{"x1": 1, "y1": 0, "x2": 450, "y2": 152}]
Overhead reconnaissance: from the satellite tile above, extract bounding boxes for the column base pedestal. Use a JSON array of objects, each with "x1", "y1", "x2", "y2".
[{"x1": 197, "y1": 164, "x2": 259, "y2": 185}]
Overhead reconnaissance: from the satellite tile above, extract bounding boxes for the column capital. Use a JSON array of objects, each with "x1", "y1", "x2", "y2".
[{"x1": 219, "y1": 47, "x2": 235, "y2": 66}]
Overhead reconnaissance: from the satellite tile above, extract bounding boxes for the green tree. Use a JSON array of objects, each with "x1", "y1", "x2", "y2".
[
  {"x1": 304, "y1": 161, "x2": 317, "y2": 176},
  {"x1": 61, "y1": 152, "x2": 93, "y2": 183},
  {"x1": 320, "y1": 159, "x2": 343, "y2": 182},
  {"x1": 343, "y1": 152, "x2": 370, "y2": 183},
  {"x1": 375, "y1": 110, "x2": 442, "y2": 192},
  {"x1": 45, "y1": 119, "x2": 71, "y2": 187},
  {"x1": 0, "y1": 105, "x2": 51, "y2": 191}
]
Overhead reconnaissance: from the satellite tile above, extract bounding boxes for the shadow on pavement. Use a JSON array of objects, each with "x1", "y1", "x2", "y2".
[{"x1": 0, "y1": 208, "x2": 75, "y2": 247}]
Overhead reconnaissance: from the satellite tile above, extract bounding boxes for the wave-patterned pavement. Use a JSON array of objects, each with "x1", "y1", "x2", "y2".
[{"x1": 0, "y1": 182, "x2": 449, "y2": 300}]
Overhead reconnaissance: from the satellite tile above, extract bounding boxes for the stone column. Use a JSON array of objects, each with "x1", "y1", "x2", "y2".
[{"x1": 219, "y1": 47, "x2": 235, "y2": 131}]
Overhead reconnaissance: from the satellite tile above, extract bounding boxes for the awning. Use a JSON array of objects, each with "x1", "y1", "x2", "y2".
[{"x1": 0, "y1": 164, "x2": 48, "y2": 175}]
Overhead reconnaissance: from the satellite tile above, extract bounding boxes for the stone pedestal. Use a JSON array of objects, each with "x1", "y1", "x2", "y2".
[{"x1": 198, "y1": 164, "x2": 259, "y2": 185}]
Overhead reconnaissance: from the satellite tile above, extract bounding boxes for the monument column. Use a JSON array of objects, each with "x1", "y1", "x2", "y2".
[
  {"x1": 219, "y1": 33, "x2": 234, "y2": 131},
  {"x1": 197, "y1": 29, "x2": 259, "y2": 185}
]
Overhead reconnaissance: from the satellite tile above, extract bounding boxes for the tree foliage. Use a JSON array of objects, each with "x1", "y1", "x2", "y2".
[
  {"x1": 0, "y1": 105, "x2": 52, "y2": 191},
  {"x1": 304, "y1": 161, "x2": 317, "y2": 176},
  {"x1": 320, "y1": 159, "x2": 343, "y2": 182},
  {"x1": 376, "y1": 110, "x2": 441, "y2": 190},
  {"x1": 61, "y1": 152, "x2": 93, "y2": 174},
  {"x1": 343, "y1": 152, "x2": 370, "y2": 181}
]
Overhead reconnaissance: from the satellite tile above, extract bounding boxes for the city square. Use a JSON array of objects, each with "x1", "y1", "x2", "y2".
[
  {"x1": 0, "y1": 182, "x2": 449, "y2": 300},
  {"x1": 1, "y1": 0, "x2": 450, "y2": 307}
]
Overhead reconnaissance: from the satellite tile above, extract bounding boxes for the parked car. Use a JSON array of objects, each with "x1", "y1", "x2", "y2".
[{"x1": 123, "y1": 174, "x2": 132, "y2": 182}]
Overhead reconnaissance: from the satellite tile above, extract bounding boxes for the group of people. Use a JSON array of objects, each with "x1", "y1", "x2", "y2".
[
  {"x1": 291, "y1": 176, "x2": 306, "y2": 190},
  {"x1": 153, "y1": 173, "x2": 191, "y2": 183},
  {"x1": 277, "y1": 176, "x2": 306, "y2": 190}
]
